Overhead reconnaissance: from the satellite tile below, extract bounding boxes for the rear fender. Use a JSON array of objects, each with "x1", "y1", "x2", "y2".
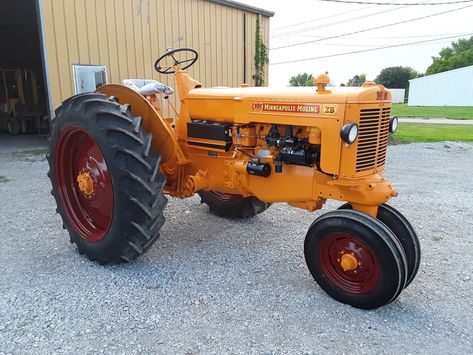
[{"x1": 97, "y1": 84, "x2": 181, "y2": 164}]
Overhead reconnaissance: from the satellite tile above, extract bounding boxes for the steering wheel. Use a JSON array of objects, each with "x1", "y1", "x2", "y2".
[{"x1": 154, "y1": 48, "x2": 198, "y2": 74}]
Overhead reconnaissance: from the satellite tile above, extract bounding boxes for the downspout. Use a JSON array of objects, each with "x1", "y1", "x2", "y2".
[
  {"x1": 35, "y1": 0, "x2": 54, "y2": 120},
  {"x1": 243, "y1": 13, "x2": 247, "y2": 84}
]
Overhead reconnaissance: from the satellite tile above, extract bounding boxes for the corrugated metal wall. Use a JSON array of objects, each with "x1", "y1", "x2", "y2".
[
  {"x1": 387, "y1": 89, "x2": 405, "y2": 104},
  {"x1": 40, "y1": 0, "x2": 270, "y2": 111},
  {"x1": 408, "y1": 65, "x2": 473, "y2": 106}
]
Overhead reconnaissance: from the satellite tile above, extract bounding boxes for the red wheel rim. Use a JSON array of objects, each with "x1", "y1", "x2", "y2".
[
  {"x1": 54, "y1": 125, "x2": 113, "y2": 242},
  {"x1": 319, "y1": 233, "x2": 380, "y2": 294},
  {"x1": 209, "y1": 191, "x2": 242, "y2": 202}
]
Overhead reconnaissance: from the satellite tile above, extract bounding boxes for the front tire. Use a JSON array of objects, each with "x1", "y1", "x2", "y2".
[
  {"x1": 48, "y1": 93, "x2": 167, "y2": 263},
  {"x1": 304, "y1": 210, "x2": 408, "y2": 309},
  {"x1": 339, "y1": 203, "x2": 420, "y2": 287}
]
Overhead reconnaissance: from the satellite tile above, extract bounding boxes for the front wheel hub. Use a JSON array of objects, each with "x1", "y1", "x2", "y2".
[
  {"x1": 340, "y1": 253, "x2": 358, "y2": 272},
  {"x1": 320, "y1": 233, "x2": 380, "y2": 294}
]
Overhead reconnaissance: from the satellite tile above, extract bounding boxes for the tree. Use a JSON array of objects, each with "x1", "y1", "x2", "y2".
[
  {"x1": 375, "y1": 66, "x2": 418, "y2": 89},
  {"x1": 347, "y1": 74, "x2": 366, "y2": 87},
  {"x1": 289, "y1": 73, "x2": 314, "y2": 86},
  {"x1": 252, "y1": 16, "x2": 269, "y2": 87},
  {"x1": 426, "y1": 36, "x2": 473, "y2": 75}
]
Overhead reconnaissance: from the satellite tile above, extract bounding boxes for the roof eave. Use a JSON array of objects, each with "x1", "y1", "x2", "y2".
[{"x1": 206, "y1": 0, "x2": 274, "y2": 17}]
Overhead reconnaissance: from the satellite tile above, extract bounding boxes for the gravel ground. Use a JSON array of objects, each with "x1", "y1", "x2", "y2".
[{"x1": 1, "y1": 142, "x2": 472, "y2": 354}]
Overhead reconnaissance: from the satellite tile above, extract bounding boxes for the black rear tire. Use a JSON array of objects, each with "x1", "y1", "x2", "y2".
[
  {"x1": 198, "y1": 190, "x2": 271, "y2": 219},
  {"x1": 339, "y1": 203, "x2": 420, "y2": 287},
  {"x1": 304, "y1": 210, "x2": 408, "y2": 309},
  {"x1": 48, "y1": 93, "x2": 167, "y2": 263}
]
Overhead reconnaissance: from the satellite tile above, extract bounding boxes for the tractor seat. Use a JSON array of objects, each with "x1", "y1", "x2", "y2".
[{"x1": 123, "y1": 79, "x2": 174, "y2": 96}]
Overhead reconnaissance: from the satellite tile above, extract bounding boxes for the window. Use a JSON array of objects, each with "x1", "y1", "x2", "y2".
[{"x1": 72, "y1": 65, "x2": 108, "y2": 94}]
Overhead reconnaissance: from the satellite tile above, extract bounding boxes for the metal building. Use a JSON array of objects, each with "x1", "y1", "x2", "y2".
[
  {"x1": 387, "y1": 89, "x2": 405, "y2": 104},
  {"x1": 408, "y1": 65, "x2": 473, "y2": 106},
  {"x1": 1, "y1": 0, "x2": 273, "y2": 122}
]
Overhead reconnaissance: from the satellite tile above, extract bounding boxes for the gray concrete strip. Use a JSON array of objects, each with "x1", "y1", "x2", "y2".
[
  {"x1": 0, "y1": 134, "x2": 48, "y2": 153},
  {"x1": 398, "y1": 117, "x2": 473, "y2": 125}
]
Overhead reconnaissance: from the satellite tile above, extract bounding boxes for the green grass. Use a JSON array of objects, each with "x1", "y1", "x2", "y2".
[
  {"x1": 393, "y1": 123, "x2": 473, "y2": 143},
  {"x1": 391, "y1": 104, "x2": 473, "y2": 120}
]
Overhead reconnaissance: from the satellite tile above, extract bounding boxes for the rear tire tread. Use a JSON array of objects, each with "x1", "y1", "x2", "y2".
[{"x1": 48, "y1": 93, "x2": 167, "y2": 264}]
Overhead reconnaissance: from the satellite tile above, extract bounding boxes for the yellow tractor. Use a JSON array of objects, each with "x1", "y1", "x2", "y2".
[{"x1": 48, "y1": 49, "x2": 420, "y2": 309}]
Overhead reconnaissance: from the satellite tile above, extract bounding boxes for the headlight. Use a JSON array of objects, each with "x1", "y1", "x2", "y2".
[
  {"x1": 390, "y1": 116, "x2": 399, "y2": 133},
  {"x1": 340, "y1": 123, "x2": 358, "y2": 145}
]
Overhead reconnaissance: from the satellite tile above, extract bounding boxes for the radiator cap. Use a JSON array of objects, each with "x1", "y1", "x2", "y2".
[{"x1": 314, "y1": 73, "x2": 330, "y2": 93}]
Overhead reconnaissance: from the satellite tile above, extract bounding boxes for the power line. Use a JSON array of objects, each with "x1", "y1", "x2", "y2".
[
  {"x1": 271, "y1": 0, "x2": 432, "y2": 38},
  {"x1": 272, "y1": 0, "x2": 421, "y2": 31},
  {"x1": 271, "y1": 1, "x2": 418, "y2": 38},
  {"x1": 270, "y1": 4, "x2": 473, "y2": 50},
  {"x1": 318, "y1": 0, "x2": 473, "y2": 4},
  {"x1": 307, "y1": 38, "x2": 459, "y2": 47},
  {"x1": 294, "y1": 31, "x2": 469, "y2": 40},
  {"x1": 270, "y1": 33, "x2": 472, "y2": 65},
  {"x1": 272, "y1": 5, "x2": 375, "y2": 31}
]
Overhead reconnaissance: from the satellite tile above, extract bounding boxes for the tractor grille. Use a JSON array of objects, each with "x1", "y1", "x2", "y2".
[{"x1": 355, "y1": 107, "x2": 391, "y2": 172}]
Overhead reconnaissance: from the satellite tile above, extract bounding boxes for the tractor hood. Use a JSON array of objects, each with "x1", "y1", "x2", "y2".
[{"x1": 187, "y1": 84, "x2": 391, "y2": 123}]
